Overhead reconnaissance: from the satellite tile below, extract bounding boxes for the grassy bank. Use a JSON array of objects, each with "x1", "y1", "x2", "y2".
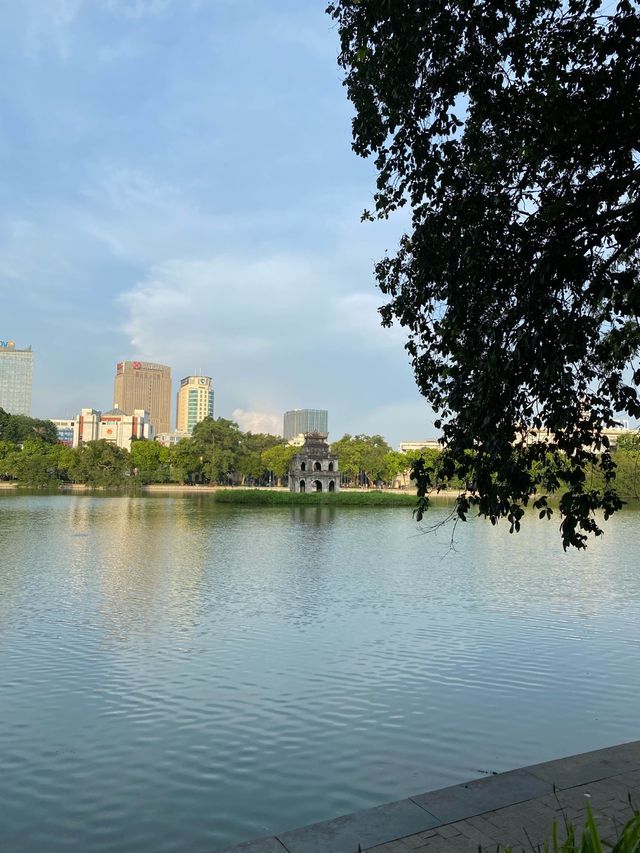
[{"x1": 212, "y1": 489, "x2": 422, "y2": 506}]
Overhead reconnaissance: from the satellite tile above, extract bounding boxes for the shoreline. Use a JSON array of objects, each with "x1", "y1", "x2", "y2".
[
  {"x1": 0, "y1": 481, "x2": 461, "y2": 502},
  {"x1": 2, "y1": 482, "x2": 638, "y2": 506},
  {"x1": 217, "y1": 740, "x2": 640, "y2": 853}
]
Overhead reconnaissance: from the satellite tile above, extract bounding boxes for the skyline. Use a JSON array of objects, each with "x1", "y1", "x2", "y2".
[{"x1": 2, "y1": 0, "x2": 435, "y2": 449}]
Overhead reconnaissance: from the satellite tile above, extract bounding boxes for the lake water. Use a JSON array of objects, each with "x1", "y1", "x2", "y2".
[{"x1": 0, "y1": 493, "x2": 639, "y2": 851}]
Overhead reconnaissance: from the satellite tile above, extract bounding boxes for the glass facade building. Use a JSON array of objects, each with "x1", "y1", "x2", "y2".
[
  {"x1": 283, "y1": 409, "x2": 328, "y2": 441},
  {"x1": 176, "y1": 375, "x2": 214, "y2": 433},
  {"x1": 0, "y1": 343, "x2": 33, "y2": 416}
]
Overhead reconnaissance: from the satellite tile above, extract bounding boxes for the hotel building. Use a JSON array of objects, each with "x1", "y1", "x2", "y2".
[
  {"x1": 114, "y1": 361, "x2": 172, "y2": 434},
  {"x1": 176, "y1": 375, "x2": 214, "y2": 433},
  {"x1": 0, "y1": 341, "x2": 33, "y2": 416}
]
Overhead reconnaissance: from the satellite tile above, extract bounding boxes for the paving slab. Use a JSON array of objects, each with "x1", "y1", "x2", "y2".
[
  {"x1": 528, "y1": 741, "x2": 640, "y2": 790},
  {"x1": 215, "y1": 836, "x2": 289, "y2": 853},
  {"x1": 277, "y1": 798, "x2": 441, "y2": 853},
  {"x1": 410, "y1": 768, "x2": 552, "y2": 823}
]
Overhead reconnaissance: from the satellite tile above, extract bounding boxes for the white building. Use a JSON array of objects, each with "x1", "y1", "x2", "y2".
[
  {"x1": 50, "y1": 419, "x2": 76, "y2": 446},
  {"x1": 156, "y1": 430, "x2": 191, "y2": 447},
  {"x1": 398, "y1": 440, "x2": 442, "y2": 453},
  {"x1": 73, "y1": 407, "x2": 154, "y2": 451}
]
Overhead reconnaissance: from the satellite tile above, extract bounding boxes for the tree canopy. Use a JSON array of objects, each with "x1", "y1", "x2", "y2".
[
  {"x1": 0, "y1": 408, "x2": 57, "y2": 444},
  {"x1": 330, "y1": 433, "x2": 393, "y2": 484},
  {"x1": 327, "y1": 0, "x2": 640, "y2": 547}
]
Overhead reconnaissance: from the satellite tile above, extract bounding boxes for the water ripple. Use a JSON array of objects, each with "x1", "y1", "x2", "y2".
[{"x1": 0, "y1": 495, "x2": 639, "y2": 851}]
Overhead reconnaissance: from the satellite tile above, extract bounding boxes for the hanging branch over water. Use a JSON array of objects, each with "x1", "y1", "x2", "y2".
[{"x1": 327, "y1": 0, "x2": 640, "y2": 548}]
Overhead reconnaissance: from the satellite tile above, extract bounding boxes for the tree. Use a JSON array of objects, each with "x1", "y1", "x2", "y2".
[
  {"x1": 169, "y1": 439, "x2": 203, "y2": 484},
  {"x1": 238, "y1": 433, "x2": 283, "y2": 484},
  {"x1": 328, "y1": 0, "x2": 640, "y2": 547},
  {"x1": 261, "y1": 443, "x2": 298, "y2": 486},
  {"x1": 330, "y1": 434, "x2": 392, "y2": 485},
  {"x1": 0, "y1": 408, "x2": 58, "y2": 444},
  {"x1": 191, "y1": 417, "x2": 244, "y2": 483},
  {"x1": 130, "y1": 438, "x2": 171, "y2": 483},
  {"x1": 67, "y1": 441, "x2": 130, "y2": 488},
  {"x1": 4, "y1": 439, "x2": 71, "y2": 487}
]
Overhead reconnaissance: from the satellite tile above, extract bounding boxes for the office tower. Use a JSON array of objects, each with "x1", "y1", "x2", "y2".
[
  {"x1": 113, "y1": 360, "x2": 171, "y2": 434},
  {"x1": 283, "y1": 409, "x2": 329, "y2": 441},
  {"x1": 176, "y1": 375, "x2": 214, "y2": 433},
  {"x1": 0, "y1": 340, "x2": 33, "y2": 415}
]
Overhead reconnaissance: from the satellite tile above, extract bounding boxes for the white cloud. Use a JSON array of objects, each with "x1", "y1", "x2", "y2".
[
  {"x1": 232, "y1": 409, "x2": 281, "y2": 436},
  {"x1": 117, "y1": 253, "x2": 318, "y2": 364}
]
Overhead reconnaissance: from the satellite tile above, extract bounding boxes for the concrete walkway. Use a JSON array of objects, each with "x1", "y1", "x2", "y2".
[{"x1": 217, "y1": 740, "x2": 640, "y2": 853}]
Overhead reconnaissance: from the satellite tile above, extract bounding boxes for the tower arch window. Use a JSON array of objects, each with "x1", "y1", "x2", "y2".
[
  {"x1": 301, "y1": 461, "x2": 306, "y2": 472},
  {"x1": 328, "y1": 480, "x2": 335, "y2": 492},
  {"x1": 314, "y1": 480, "x2": 322, "y2": 492},
  {"x1": 328, "y1": 462, "x2": 334, "y2": 472},
  {"x1": 300, "y1": 479, "x2": 306, "y2": 493},
  {"x1": 313, "y1": 461, "x2": 321, "y2": 472}
]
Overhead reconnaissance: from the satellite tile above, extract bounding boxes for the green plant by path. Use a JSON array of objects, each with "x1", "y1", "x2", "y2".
[{"x1": 500, "y1": 801, "x2": 640, "y2": 853}]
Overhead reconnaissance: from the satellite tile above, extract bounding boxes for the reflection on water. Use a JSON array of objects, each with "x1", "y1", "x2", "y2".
[{"x1": 0, "y1": 494, "x2": 639, "y2": 852}]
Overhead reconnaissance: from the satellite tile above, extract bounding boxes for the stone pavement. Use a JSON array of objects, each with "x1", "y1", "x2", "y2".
[{"x1": 217, "y1": 740, "x2": 640, "y2": 853}]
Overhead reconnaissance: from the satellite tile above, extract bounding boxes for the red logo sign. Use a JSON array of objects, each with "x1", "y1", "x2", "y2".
[{"x1": 132, "y1": 362, "x2": 141, "y2": 369}]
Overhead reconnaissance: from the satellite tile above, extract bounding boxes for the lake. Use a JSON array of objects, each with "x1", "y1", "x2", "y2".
[{"x1": 0, "y1": 494, "x2": 638, "y2": 851}]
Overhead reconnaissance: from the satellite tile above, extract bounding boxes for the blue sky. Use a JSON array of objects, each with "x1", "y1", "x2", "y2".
[{"x1": 1, "y1": 0, "x2": 436, "y2": 446}]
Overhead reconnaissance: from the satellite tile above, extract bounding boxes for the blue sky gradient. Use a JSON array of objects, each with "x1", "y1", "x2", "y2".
[{"x1": 2, "y1": 0, "x2": 436, "y2": 445}]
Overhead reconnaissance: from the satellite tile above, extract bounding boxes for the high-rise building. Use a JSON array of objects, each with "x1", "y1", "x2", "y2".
[
  {"x1": 283, "y1": 409, "x2": 328, "y2": 441},
  {"x1": 113, "y1": 361, "x2": 172, "y2": 434},
  {"x1": 176, "y1": 375, "x2": 214, "y2": 433},
  {"x1": 0, "y1": 340, "x2": 33, "y2": 415}
]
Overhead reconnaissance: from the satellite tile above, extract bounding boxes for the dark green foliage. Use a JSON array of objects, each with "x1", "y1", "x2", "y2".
[
  {"x1": 169, "y1": 437, "x2": 204, "y2": 484},
  {"x1": 0, "y1": 407, "x2": 58, "y2": 444},
  {"x1": 66, "y1": 440, "x2": 130, "y2": 488},
  {"x1": 327, "y1": 0, "x2": 640, "y2": 547},
  {"x1": 4, "y1": 440, "x2": 72, "y2": 487},
  {"x1": 191, "y1": 417, "x2": 243, "y2": 484}
]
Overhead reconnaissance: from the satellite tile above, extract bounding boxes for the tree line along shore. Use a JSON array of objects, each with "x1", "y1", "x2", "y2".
[{"x1": 1, "y1": 408, "x2": 639, "y2": 503}]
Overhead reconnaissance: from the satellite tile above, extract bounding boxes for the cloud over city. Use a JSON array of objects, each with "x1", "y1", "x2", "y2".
[{"x1": 1, "y1": 0, "x2": 437, "y2": 445}]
